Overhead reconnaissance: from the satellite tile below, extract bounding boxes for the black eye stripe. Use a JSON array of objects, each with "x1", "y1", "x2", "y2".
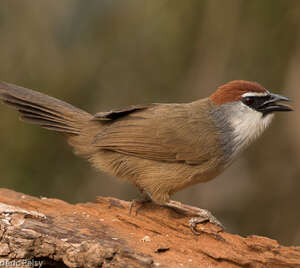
[{"x1": 242, "y1": 95, "x2": 271, "y2": 110}]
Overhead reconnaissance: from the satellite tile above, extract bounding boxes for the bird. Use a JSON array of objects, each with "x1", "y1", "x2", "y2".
[{"x1": 0, "y1": 80, "x2": 292, "y2": 232}]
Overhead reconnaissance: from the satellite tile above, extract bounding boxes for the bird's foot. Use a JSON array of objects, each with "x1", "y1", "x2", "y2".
[
  {"x1": 166, "y1": 200, "x2": 224, "y2": 234},
  {"x1": 129, "y1": 196, "x2": 152, "y2": 216},
  {"x1": 189, "y1": 211, "x2": 224, "y2": 235}
]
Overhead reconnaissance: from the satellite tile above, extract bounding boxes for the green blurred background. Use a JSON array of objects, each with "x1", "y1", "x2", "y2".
[{"x1": 0, "y1": 0, "x2": 299, "y2": 245}]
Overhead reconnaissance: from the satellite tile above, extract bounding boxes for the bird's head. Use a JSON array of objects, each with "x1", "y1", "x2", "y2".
[
  {"x1": 210, "y1": 80, "x2": 292, "y2": 116},
  {"x1": 209, "y1": 80, "x2": 293, "y2": 161}
]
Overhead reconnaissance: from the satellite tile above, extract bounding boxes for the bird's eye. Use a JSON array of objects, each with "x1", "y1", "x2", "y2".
[{"x1": 243, "y1": 97, "x2": 254, "y2": 106}]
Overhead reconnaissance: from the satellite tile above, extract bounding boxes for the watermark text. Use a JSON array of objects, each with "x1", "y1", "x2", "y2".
[{"x1": 0, "y1": 259, "x2": 43, "y2": 267}]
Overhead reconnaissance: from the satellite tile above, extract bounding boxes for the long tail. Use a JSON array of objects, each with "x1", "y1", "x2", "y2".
[{"x1": 0, "y1": 82, "x2": 93, "y2": 135}]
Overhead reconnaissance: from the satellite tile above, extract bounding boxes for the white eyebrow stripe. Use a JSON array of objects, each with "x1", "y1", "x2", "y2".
[{"x1": 242, "y1": 92, "x2": 268, "y2": 97}]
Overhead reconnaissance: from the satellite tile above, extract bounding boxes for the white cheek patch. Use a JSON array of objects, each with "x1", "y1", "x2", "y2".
[
  {"x1": 229, "y1": 103, "x2": 273, "y2": 157},
  {"x1": 242, "y1": 91, "x2": 268, "y2": 97}
]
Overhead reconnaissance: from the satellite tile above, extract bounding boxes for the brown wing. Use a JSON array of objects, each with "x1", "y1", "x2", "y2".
[{"x1": 93, "y1": 100, "x2": 221, "y2": 165}]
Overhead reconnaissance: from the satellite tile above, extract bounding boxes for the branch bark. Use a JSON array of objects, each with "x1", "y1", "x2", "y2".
[{"x1": 0, "y1": 188, "x2": 299, "y2": 268}]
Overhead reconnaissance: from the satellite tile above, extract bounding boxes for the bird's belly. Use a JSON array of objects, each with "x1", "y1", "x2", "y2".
[{"x1": 89, "y1": 150, "x2": 224, "y2": 204}]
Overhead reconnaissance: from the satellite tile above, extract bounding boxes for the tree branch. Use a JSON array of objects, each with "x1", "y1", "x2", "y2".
[{"x1": 0, "y1": 188, "x2": 299, "y2": 267}]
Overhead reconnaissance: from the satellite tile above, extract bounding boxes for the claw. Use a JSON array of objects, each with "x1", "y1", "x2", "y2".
[
  {"x1": 189, "y1": 211, "x2": 225, "y2": 235},
  {"x1": 165, "y1": 200, "x2": 224, "y2": 235},
  {"x1": 129, "y1": 198, "x2": 151, "y2": 216},
  {"x1": 129, "y1": 200, "x2": 137, "y2": 215},
  {"x1": 189, "y1": 217, "x2": 208, "y2": 235}
]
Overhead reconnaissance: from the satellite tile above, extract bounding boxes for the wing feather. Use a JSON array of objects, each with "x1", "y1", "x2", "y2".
[{"x1": 93, "y1": 100, "x2": 221, "y2": 165}]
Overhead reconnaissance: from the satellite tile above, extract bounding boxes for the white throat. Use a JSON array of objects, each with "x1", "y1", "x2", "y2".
[
  {"x1": 211, "y1": 101, "x2": 274, "y2": 163},
  {"x1": 228, "y1": 102, "x2": 273, "y2": 157}
]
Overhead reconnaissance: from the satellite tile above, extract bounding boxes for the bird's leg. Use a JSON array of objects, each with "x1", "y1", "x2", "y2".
[
  {"x1": 129, "y1": 192, "x2": 152, "y2": 216},
  {"x1": 165, "y1": 200, "x2": 224, "y2": 234}
]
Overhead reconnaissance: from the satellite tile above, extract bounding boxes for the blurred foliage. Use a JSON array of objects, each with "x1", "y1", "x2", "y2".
[{"x1": 0, "y1": 0, "x2": 299, "y2": 245}]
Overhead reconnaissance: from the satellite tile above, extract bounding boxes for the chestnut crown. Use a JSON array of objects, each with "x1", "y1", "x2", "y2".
[{"x1": 210, "y1": 80, "x2": 266, "y2": 105}]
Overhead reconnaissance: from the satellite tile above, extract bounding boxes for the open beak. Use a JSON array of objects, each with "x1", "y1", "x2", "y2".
[{"x1": 259, "y1": 93, "x2": 293, "y2": 115}]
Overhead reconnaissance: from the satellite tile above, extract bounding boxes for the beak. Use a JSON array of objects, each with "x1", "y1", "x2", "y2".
[{"x1": 258, "y1": 92, "x2": 293, "y2": 115}]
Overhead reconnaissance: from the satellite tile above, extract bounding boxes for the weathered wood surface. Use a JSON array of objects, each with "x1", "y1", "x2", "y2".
[{"x1": 0, "y1": 188, "x2": 299, "y2": 268}]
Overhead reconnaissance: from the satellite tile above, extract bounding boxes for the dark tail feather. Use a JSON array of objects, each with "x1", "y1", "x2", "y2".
[{"x1": 0, "y1": 82, "x2": 92, "y2": 135}]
